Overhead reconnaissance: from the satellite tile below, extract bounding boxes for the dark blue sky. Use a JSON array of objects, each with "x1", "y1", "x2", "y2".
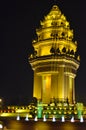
[{"x1": 0, "y1": 0, "x2": 86, "y2": 105}]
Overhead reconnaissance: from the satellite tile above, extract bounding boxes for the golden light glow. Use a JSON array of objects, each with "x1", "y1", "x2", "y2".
[{"x1": 42, "y1": 75, "x2": 51, "y2": 103}]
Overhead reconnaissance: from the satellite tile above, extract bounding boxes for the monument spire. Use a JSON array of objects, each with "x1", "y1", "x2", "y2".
[{"x1": 29, "y1": 4, "x2": 80, "y2": 104}]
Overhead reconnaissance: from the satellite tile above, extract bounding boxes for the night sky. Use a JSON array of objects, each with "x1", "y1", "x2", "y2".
[{"x1": 0, "y1": 0, "x2": 86, "y2": 105}]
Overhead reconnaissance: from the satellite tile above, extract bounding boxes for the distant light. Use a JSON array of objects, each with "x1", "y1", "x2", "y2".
[
  {"x1": 43, "y1": 115, "x2": 47, "y2": 122},
  {"x1": 61, "y1": 116, "x2": 65, "y2": 122},
  {"x1": 25, "y1": 114, "x2": 29, "y2": 121},
  {"x1": 0, "y1": 124, "x2": 3, "y2": 128},
  {"x1": 34, "y1": 116, "x2": 38, "y2": 121},
  {"x1": 71, "y1": 116, "x2": 74, "y2": 122},
  {"x1": 80, "y1": 115, "x2": 84, "y2": 122},
  {"x1": 0, "y1": 99, "x2": 2, "y2": 102},
  {"x1": 16, "y1": 115, "x2": 20, "y2": 120},
  {"x1": 52, "y1": 115, "x2": 56, "y2": 122}
]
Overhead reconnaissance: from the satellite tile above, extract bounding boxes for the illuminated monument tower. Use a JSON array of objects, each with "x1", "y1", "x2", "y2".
[
  {"x1": 29, "y1": 5, "x2": 80, "y2": 104},
  {"x1": 0, "y1": 5, "x2": 85, "y2": 130}
]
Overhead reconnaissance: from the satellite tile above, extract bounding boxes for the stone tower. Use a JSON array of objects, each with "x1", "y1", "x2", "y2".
[{"x1": 29, "y1": 5, "x2": 80, "y2": 104}]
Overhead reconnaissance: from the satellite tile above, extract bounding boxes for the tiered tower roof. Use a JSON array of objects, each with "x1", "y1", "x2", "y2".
[{"x1": 31, "y1": 5, "x2": 80, "y2": 61}]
